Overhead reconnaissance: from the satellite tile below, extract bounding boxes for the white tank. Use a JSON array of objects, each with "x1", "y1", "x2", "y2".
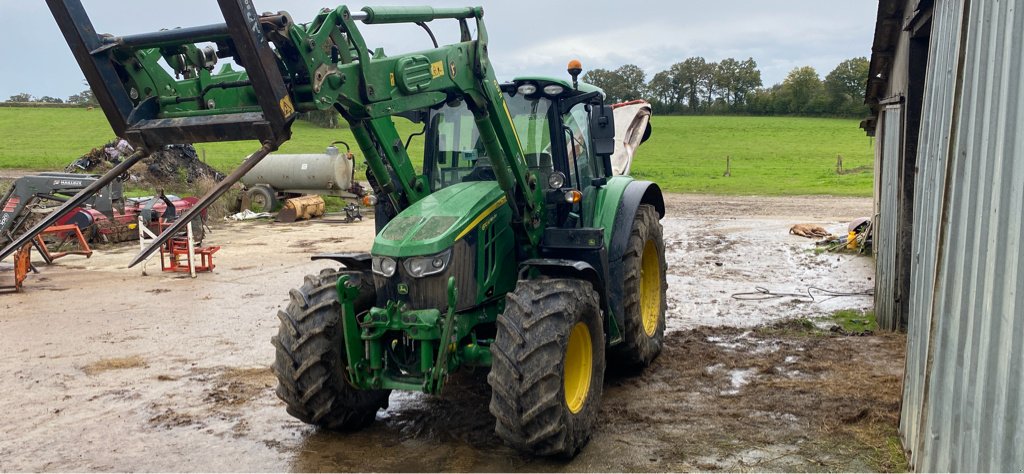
[{"x1": 240, "y1": 145, "x2": 357, "y2": 196}]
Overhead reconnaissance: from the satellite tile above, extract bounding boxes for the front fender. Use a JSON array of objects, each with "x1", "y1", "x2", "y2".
[
  {"x1": 518, "y1": 258, "x2": 621, "y2": 344},
  {"x1": 311, "y1": 252, "x2": 372, "y2": 273}
]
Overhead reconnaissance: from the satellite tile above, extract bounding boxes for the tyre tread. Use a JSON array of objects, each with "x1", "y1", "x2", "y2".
[
  {"x1": 488, "y1": 279, "x2": 605, "y2": 457},
  {"x1": 271, "y1": 268, "x2": 389, "y2": 431},
  {"x1": 610, "y1": 204, "x2": 668, "y2": 370}
]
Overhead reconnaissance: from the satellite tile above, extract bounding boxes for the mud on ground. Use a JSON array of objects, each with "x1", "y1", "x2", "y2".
[{"x1": 0, "y1": 194, "x2": 904, "y2": 472}]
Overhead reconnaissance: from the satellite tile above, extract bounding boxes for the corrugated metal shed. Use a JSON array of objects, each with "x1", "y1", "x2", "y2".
[
  {"x1": 866, "y1": 0, "x2": 925, "y2": 331},
  {"x1": 876, "y1": 105, "x2": 902, "y2": 330},
  {"x1": 900, "y1": 0, "x2": 1024, "y2": 470}
]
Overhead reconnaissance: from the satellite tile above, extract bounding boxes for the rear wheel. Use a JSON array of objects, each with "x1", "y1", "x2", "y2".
[
  {"x1": 611, "y1": 203, "x2": 667, "y2": 369},
  {"x1": 271, "y1": 268, "x2": 389, "y2": 430},
  {"x1": 488, "y1": 279, "x2": 605, "y2": 457}
]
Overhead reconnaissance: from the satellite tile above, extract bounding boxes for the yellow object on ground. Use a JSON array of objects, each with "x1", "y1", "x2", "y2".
[{"x1": 279, "y1": 195, "x2": 326, "y2": 222}]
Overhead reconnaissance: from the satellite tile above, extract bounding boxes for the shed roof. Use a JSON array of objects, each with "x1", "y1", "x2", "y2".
[{"x1": 865, "y1": 0, "x2": 904, "y2": 112}]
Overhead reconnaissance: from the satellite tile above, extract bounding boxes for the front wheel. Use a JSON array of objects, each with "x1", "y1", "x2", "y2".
[
  {"x1": 488, "y1": 278, "x2": 605, "y2": 458},
  {"x1": 271, "y1": 268, "x2": 389, "y2": 430}
]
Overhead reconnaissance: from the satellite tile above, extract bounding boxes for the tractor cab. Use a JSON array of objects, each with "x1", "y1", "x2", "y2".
[{"x1": 422, "y1": 76, "x2": 615, "y2": 229}]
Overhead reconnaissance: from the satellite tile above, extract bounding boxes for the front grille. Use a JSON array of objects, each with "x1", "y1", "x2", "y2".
[{"x1": 374, "y1": 238, "x2": 478, "y2": 311}]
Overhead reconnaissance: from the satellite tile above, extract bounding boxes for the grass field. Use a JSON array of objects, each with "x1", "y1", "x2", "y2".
[
  {"x1": 0, "y1": 107, "x2": 873, "y2": 196},
  {"x1": 641, "y1": 115, "x2": 874, "y2": 196}
]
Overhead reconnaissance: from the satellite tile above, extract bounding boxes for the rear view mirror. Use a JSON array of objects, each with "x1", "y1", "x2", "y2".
[{"x1": 590, "y1": 104, "x2": 615, "y2": 176}]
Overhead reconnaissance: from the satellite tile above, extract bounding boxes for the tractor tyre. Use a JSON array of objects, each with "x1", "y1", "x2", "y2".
[
  {"x1": 271, "y1": 268, "x2": 389, "y2": 430},
  {"x1": 488, "y1": 278, "x2": 605, "y2": 458},
  {"x1": 611, "y1": 203, "x2": 667, "y2": 370}
]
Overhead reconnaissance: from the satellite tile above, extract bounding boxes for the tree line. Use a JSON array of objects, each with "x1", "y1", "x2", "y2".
[
  {"x1": 6, "y1": 88, "x2": 96, "y2": 106},
  {"x1": 6, "y1": 56, "x2": 870, "y2": 118},
  {"x1": 582, "y1": 56, "x2": 869, "y2": 117}
]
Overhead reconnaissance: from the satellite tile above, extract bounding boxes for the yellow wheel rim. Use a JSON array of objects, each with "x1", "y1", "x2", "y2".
[
  {"x1": 563, "y1": 322, "x2": 593, "y2": 414},
  {"x1": 640, "y1": 240, "x2": 662, "y2": 337}
]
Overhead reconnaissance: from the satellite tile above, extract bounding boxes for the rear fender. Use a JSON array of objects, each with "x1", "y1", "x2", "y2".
[
  {"x1": 604, "y1": 180, "x2": 664, "y2": 331},
  {"x1": 609, "y1": 181, "x2": 664, "y2": 263}
]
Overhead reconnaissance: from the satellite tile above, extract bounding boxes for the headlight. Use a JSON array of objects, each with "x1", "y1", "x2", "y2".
[
  {"x1": 517, "y1": 84, "x2": 537, "y2": 95},
  {"x1": 404, "y1": 249, "x2": 452, "y2": 278},
  {"x1": 548, "y1": 171, "x2": 566, "y2": 189},
  {"x1": 372, "y1": 256, "x2": 397, "y2": 277},
  {"x1": 543, "y1": 84, "x2": 564, "y2": 96}
]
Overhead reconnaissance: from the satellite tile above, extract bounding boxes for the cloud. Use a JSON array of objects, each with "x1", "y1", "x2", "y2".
[
  {"x1": 498, "y1": 5, "x2": 874, "y2": 84},
  {"x1": 0, "y1": 0, "x2": 876, "y2": 99}
]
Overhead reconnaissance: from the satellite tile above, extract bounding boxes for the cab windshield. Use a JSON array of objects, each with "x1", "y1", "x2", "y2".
[{"x1": 425, "y1": 94, "x2": 554, "y2": 189}]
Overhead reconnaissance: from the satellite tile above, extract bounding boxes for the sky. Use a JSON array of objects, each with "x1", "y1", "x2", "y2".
[{"x1": 0, "y1": 1, "x2": 878, "y2": 100}]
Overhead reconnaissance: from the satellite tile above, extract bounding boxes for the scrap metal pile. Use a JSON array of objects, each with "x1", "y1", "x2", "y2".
[
  {"x1": 0, "y1": 172, "x2": 204, "y2": 247},
  {"x1": 1, "y1": 139, "x2": 218, "y2": 251},
  {"x1": 67, "y1": 139, "x2": 225, "y2": 187}
]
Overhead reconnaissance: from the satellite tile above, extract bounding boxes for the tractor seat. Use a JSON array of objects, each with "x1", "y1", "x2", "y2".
[{"x1": 461, "y1": 157, "x2": 495, "y2": 182}]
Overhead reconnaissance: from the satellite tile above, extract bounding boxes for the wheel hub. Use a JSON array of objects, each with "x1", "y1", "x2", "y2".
[
  {"x1": 640, "y1": 239, "x2": 661, "y2": 337},
  {"x1": 563, "y1": 322, "x2": 593, "y2": 414}
]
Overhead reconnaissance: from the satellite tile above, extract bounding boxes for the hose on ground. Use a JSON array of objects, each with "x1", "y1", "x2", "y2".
[{"x1": 731, "y1": 286, "x2": 874, "y2": 303}]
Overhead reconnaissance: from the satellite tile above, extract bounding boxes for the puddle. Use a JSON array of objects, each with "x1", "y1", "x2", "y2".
[{"x1": 662, "y1": 217, "x2": 873, "y2": 332}]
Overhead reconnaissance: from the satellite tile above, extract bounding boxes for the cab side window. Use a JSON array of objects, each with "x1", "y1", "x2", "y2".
[{"x1": 564, "y1": 104, "x2": 596, "y2": 189}]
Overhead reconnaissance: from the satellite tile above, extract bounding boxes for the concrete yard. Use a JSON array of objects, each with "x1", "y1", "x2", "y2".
[{"x1": 0, "y1": 194, "x2": 905, "y2": 472}]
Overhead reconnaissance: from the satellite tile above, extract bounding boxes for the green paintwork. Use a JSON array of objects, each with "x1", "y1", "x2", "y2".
[
  {"x1": 343, "y1": 272, "x2": 491, "y2": 393},
  {"x1": 372, "y1": 181, "x2": 506, "y2": 257},
  {"x1": 336, "y1": 275, "x2": 368, "y2": 387},
  {"x1": 585, "y1": 176, "x2": 635, "y2": 248},
  {"x1": 428, "y1": 277, "x2": 459, "y2": 393}
]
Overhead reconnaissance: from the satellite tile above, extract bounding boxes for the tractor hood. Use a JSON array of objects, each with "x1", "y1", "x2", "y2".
[{"x1": 372, "y1": 181, "x2": 506, "y2": 258}]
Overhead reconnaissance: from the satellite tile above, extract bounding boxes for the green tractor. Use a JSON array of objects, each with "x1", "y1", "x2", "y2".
[
  {"x1": 34, "y1": 0, "x2": 667, "y2": 458},
  {"x1": 275, "y1": 74, "x2": 667, "y2": 455}
]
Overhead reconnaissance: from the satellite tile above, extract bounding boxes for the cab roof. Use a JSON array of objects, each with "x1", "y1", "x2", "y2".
[{"x1": 510, "y1": 76, "x2": 605, "y2": 99}]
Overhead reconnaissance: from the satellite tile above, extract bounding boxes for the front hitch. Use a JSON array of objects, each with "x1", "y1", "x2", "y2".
[{"x1": 336, "y1": 275, "x2": 459, "y2": 394}]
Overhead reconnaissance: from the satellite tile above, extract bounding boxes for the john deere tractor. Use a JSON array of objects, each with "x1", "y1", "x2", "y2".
[{"x1": 30, "y1": 0, "x2": 667, "y2": 457}]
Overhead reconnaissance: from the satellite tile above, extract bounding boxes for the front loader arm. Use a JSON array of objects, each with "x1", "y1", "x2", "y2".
[
  {"x1": 250, "y1": 5, "x2": 544, "y2": 248},
  {"x1": 7, "y1": 2, "x2": 545, "y2": 266},
  {"x1": 308, "y1": 6, "x2": 546, "y2": 247}
]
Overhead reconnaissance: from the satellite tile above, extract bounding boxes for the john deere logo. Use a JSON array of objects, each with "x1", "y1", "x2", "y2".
[{"x1": 397, "y1": 283, "x2": 409, "y2": 295}]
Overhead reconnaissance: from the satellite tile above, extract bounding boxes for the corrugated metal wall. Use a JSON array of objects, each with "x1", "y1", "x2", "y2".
[
  {"x1": 876, "y1": 105, "x2": 903, "y2": 330},
  {"x1": 901, "y1": 0, "x2": 1024, "y2": 471}
]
